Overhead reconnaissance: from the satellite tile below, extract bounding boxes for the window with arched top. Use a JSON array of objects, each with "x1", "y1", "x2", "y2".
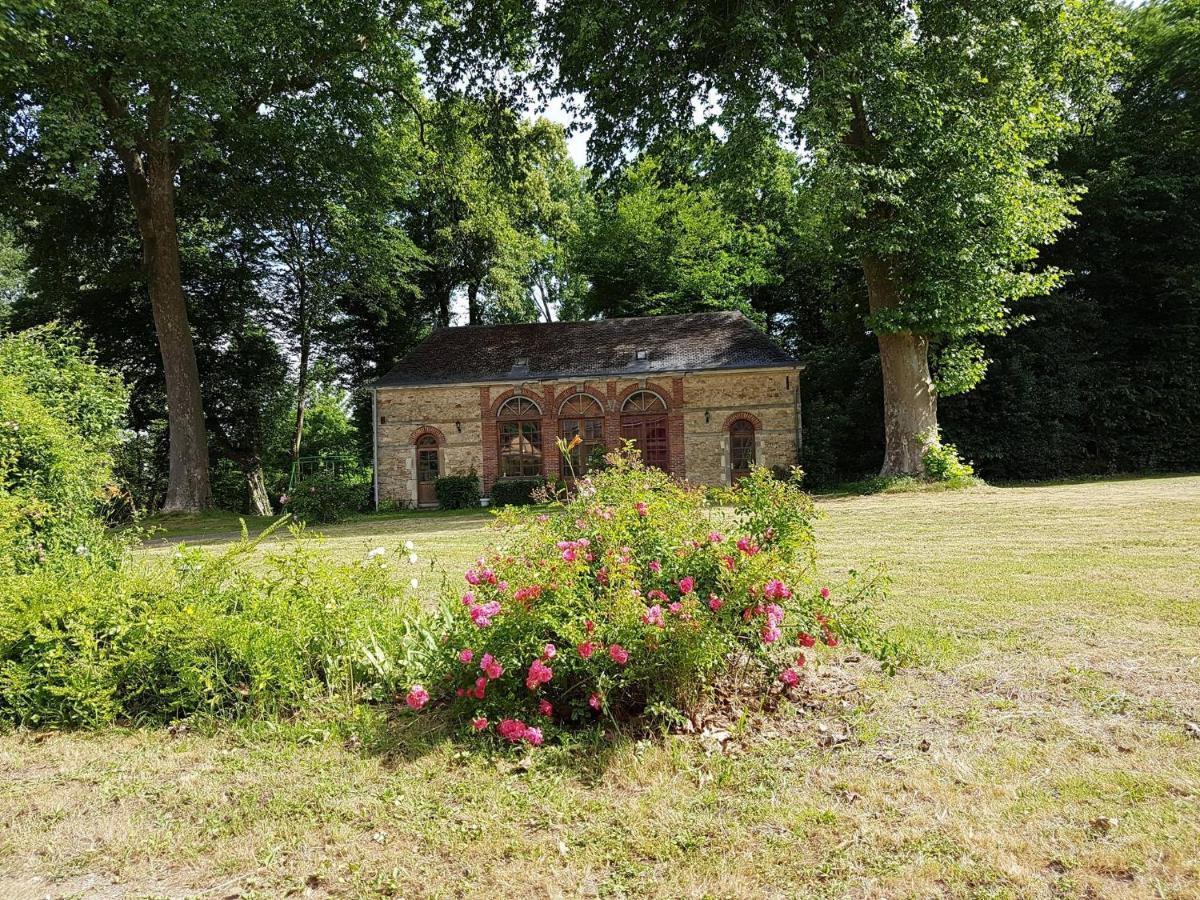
[
  {"x1": 728, "y1": 419, "x2": 756, "y2": 483},
  {"x1": 621, "y1": 390, "x2": 667, "y2": 414},
  {"x1": 620, "y1": 391, "x2": 669, "y2": 471},
  {"x1": 559, "y1": 394, "x2": 605, "y2": 475},
  {"x1": 497, "y1": 396, "x2": 543, "y2": 477},
  {"x1": 497, "y1": 396, "x2": 541, "y2": 418}
]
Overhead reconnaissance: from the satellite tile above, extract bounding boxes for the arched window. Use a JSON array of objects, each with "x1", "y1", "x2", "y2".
[
  {"x1": 497, "y1": 396, "x2": 543, "y2": 478},
  {"x1": 728, "y1": 418, "x2": 756, "y2": 484},
  {"x1": 621, "y1": 390, "x2": 667, "y2": 414},
  {"x1": 620, "y1": 391, "x2": 669, "y2": 471},
  {"x1": 415, "y1": 434, "x2": 440, "y2": 506},
  {"x1": 559, "y1": 394, "x2": 605, "y2": 475}
]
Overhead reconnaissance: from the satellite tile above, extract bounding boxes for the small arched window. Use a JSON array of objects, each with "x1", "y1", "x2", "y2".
[
  {"x1": 621, "y1": 390, "x2": 667, "y2": 414},
  {"x1": 559, "y1": 394, "x2": 605, "y2": 475},
  {"x1": 497, "y1": 396, "x2": 542, "y2": 477},
  {"x1": 729, "y1": 419, "x2": 756, "y2": 483},
  {"x1": 620, "y1": 390, "x2": 669, "y2": 471}
]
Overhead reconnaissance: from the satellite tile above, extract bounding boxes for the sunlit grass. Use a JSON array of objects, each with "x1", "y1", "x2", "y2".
[{"x1": 3, "y1": 475, "x2": 1198, "y2": 898}]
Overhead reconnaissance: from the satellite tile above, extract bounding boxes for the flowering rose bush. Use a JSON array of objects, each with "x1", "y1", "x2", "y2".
[{"x1": 402, "y1": 449, "x2": 895, "y2": 743}]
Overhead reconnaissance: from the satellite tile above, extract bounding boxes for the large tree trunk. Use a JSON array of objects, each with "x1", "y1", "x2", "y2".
[
  {"x1": 862, "y1": 254, "x2": 938, "y2": 476},
  {"x1": 134, "y1": 154, "x2": 212, "y2": 512}
]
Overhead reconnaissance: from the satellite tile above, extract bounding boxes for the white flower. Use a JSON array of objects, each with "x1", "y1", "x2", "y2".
[
  {"x1": 75, "y1": 545, "x2": 90, "y2": 557},
  {"x1": 404, "y1": 540, "x2": 415, "y2": 551},
  {"x1": 410, "y1": 578, "x2": 420, "y2": 590},
  {"x1": 407, "y1": 551, "x2": 418, "y2": 565},
  {"x1": 366, "y1": 547, "x2": 387, "y2": 560}
]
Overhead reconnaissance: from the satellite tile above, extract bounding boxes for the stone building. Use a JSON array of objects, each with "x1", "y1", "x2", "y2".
[{"x1": 370, "y1": 311, "x2": 802, "y2": 507}]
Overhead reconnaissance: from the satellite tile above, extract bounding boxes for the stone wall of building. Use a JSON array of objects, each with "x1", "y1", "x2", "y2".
[
  {"x1": 680, "y1": 370, "x2": 801, "y2": 486},
  {"x1": 375, "y1": 386, "x2": 483, "y2": 506},
  {"x1": 374, "y1": 366, "x2": 800, "y2": 505}
]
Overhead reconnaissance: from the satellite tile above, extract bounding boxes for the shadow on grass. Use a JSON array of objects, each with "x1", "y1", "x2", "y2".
[{"x1": 326, "y1": 701, "x2": 651, "y2": 782}]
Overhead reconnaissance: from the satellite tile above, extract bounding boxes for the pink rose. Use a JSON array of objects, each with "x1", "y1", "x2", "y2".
[
  {"x1": 458, "y1": 648, "x2": 474, "y2": 664},
  {"x1": 471, "y1": 717, "x2": 489, "y2": 731},
  {"x1": 608, "y1": 644, "x2": 629, "y2": 665},
  {"x1": 405, "y1": 685, "x2": 429, "y2": 710},
  {"x1": 678, "y1": 576, "x2": 695, "y2": 595}
]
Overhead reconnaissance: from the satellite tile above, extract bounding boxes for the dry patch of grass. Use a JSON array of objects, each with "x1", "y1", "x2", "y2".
[{"x1": 3, "y1": 476, "x2": 1199, "y2": 898}]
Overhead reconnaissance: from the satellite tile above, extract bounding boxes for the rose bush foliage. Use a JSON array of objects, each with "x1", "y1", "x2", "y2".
[{"x1": 403, "y1": 451, "x2": 895, "y2": 744}]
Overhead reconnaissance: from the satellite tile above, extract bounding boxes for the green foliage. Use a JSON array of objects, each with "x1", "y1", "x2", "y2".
[
  {"x1": 921, "y1": 433, "x2": 977, "y2": 486},
  {"x1": 0, "y1": 526, "x2": 421, "y2": 727},
  {"x1": 940, "y1": 0, "x2": 1200, "y2": 479},
  {"x1": 283, "y1": 471, "x2": 368, "y2": 525},
  {"x1": 490, "y1": 477, "x2": 546, "y2": 507},
  {"x1": 399, "y1": 450, "x2": 894, "y2": 742},
  {"x1": 571, "y1": 157, "x2": 772, "y2": 319},
  {"x1": 435, "y1": 473, "x2": 482, "y2": 510},
  {"x1": 0, "y1": 327, "x2": 129, "y2": 571},
  {"x1": 0, "y1": 324, "x2": 128, "y2": 457}
]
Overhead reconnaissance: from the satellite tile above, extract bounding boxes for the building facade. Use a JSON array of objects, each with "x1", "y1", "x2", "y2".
[{"x1": 371, "y1": 312, "x2": 802, "y2": 507}]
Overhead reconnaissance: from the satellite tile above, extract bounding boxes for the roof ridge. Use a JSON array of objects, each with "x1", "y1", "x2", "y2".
[{"x1": 434, "y1": 310, "x2": 744, "y2": 331}]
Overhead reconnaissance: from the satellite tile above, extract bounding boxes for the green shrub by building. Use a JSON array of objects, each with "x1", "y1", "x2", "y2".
[
  {"x1": 282, "y1": 469, "x2": 369, "y2": 524},
  {"x1": 435, "y1": 473, "x2": 481, "y2": 509},
  {"x1": 490, "y1": 477, "x2": 546, "y2": 507}
]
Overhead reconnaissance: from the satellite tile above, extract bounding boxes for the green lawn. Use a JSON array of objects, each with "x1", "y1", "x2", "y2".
[{"x1": 3, "y1": 476, "x2": 1199, "y2": 898}]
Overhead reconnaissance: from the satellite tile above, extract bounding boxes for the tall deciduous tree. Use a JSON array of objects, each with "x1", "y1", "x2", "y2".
[
  {"x1": 1, "y1": 0, "x2": 429, "y2": 510},
  {"x1": 518, "y1": 0, "x2": 1119, "y2": 474}
]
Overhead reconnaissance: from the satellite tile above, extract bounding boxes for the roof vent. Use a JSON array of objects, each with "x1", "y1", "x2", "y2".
[
  {"x1": 635, "y1": 349, "x2": 649, "y2": 361},
  {"x1": 508, "y1": 356, "x2": 530, "y2": 376}
]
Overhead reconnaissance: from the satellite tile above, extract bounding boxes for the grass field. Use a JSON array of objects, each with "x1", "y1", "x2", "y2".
[{"x1": 3, "y1": 476, "x2": 1199, "y2": 898}]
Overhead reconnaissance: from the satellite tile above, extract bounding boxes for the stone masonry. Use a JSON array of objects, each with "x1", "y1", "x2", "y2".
[{"x1": 374, "y1": 367, "x2": 801, "y2": 507}]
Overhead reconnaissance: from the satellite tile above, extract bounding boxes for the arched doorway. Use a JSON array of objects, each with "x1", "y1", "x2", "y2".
[
  {"x1": 415, "y1": 434, "x2": 440, "y2": 507},
  {"x1": 728, "y1": 418, "x2": 756, "y2": 484},
  {"x1": 621, "y1": 390, "x2": 669, "y2": 471}
]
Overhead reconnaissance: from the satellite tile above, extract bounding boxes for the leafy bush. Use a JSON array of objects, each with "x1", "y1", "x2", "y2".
[
  {"x1": 0, "y1": 326, "x2": 129, "y2": 571},
  {"x1": 922, "y1": 430, "x2": 978, "y2": 487},
  {"x1": 435, "y1": 472, "x2": 481, "y2": 509},
  {"x1": 490, "y1": 477, "x2": 546, "y2": 507},
  {"x1": 0, "y1": 524, "x2": 421, "y2": 727},
  {"x1": 398, "y1": 450, "x2": 894, "y2": 744},
  {"x1": 282, "y1": 469, "x2": 368, "y2": 524}
]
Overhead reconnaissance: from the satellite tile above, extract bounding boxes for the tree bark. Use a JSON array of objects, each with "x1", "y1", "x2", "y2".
[
  {"x1": 467, "y1": 281, "x2": 481, "y2": 324},
  {"x1": 134, "y1": 154, "x2": 213, "y2": 512},
  {"x1": 862, "y1": 253, "x2": 938, "y2": 476},
  {"x1": 290, "y1": 249, "x2": 310, "y2": 467},
  {"x1": 101, "y1": 78, "x2": 211, "y2": 513},
  {"x1": 245, "y1": 462, "x2": 273, "y2": 516}
]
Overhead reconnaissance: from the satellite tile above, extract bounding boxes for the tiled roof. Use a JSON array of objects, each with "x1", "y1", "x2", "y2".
[{"x1": 372, "y1": 312, "x2": 798, "y2": 388}]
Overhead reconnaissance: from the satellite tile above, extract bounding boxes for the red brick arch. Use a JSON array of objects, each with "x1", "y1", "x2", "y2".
[
  {"x1": 616, "y1": 381, "x2": 675, "y2": 411},
  {"x1": 722, "y1": 412, "x2": 763, "y2": 431},
  {"x1": 409, "y1": 425, "x2": 447, "y2": 446}
]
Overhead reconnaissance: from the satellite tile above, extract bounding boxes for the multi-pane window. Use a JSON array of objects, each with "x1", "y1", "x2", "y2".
[
  {"x1": 497, "y1": 396, "x2": 542, "y2": 478},
  {"x1": 559, "y1": 394, "x2": 606, "y2": 474},
  {"x1": 620, "y1": 390, "x2": 670, "y2": 472}
]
